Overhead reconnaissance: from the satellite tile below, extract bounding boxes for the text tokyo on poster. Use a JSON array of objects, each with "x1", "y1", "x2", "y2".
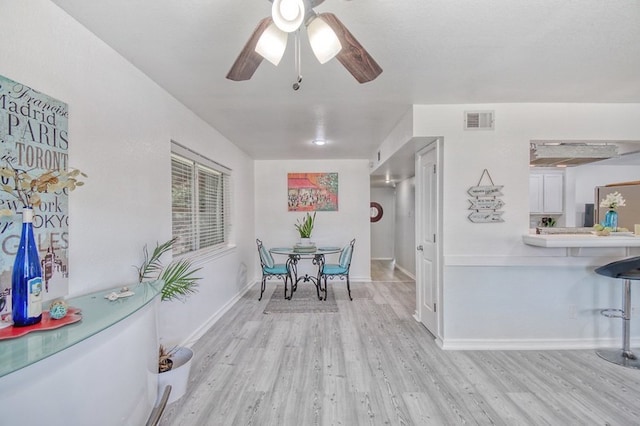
[{"x1": 0, "y1": 74, "x2": 70, "y2": 318}]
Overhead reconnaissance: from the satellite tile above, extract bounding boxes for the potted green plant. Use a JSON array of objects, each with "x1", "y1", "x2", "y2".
[
  {"x1": 294, "y1": 212, "x2": 316, "y2": 245},
  {"x1": 136, "y1": 237, "x2": 201, "y2": 403},
  {"x1": 136, "y1": 237, "x2": 201, "y2": 302}
]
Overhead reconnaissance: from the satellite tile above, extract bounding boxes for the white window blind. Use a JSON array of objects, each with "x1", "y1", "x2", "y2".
[{"x1": 171, "y1": 142, "x2": 231, "y2": 256}]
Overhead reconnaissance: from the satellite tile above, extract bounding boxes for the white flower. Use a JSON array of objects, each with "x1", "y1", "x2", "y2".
[{"x1": 600, "y1": 191, "x2": 626, "y2": 209}]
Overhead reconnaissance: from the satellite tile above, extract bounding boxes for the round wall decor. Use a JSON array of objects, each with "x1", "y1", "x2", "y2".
[{"x1": 370, "y1": 202, "x2": 383, "y2": 223}]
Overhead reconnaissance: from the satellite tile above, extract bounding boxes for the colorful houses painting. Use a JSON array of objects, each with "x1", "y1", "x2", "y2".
[{"x1": 287, "y1": 173, "x2": 338, "y2": 211}]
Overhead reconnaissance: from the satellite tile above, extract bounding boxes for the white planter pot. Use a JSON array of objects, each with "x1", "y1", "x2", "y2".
[
  {"x1": 157, "y1": 347, "x2": 193, "y2": 404},
  {"x1": 299, "y1": 237, "x2": 312, "y2": 246}
]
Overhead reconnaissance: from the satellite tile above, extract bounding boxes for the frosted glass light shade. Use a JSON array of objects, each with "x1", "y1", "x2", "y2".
[
  {"x1": 272, "y1": 0, "x2": 305, "y2": 33},
  {"x1": 307, "y1": 16, "x2": 342, "y2": 64},
  {"x1": 255, "y1": 23, "x2": 288, "y2": 66}
]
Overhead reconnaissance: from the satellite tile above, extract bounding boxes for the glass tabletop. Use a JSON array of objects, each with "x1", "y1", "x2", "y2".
[
  {"x1": 0, "y1": 281, "x2": 162, "y2": 378},
  {"x1": 270, "y1": 246, "x2": 341, "y2": 255}
]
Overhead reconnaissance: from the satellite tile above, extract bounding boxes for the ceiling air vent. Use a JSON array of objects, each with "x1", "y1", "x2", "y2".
[{"x1": 464, "y1": 111, "x2": 494, "y2": 130}]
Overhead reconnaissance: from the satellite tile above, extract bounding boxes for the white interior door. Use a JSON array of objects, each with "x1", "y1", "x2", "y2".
[{"x1": 415, "y1": 144, "x2": 438, "y2": 334}]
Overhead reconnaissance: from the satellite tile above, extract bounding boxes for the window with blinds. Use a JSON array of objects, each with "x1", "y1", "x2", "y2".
[{"x1": 171, "y1": 142, "x2": 230, "y2": 256}]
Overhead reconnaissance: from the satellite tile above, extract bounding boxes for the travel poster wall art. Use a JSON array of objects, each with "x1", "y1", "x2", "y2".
[
  {"x1": 0, "y1": 74, "x2": 71, "y2": 319},
  {"x1": 288, "y1": 172, "x2": 338, "y2": 211}
]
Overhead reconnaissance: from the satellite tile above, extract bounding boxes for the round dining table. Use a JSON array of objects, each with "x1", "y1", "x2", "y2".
[{"x1": 269, "y1": 246, "x2": 341, "y2": 300}]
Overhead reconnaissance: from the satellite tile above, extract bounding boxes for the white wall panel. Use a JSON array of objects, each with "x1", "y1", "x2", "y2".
[
  {"x1": 370, "y1": 187, "x2": 395, "y2": 259},
  {"x1": 394, "y1": 177, "x2": 416, "y2": 276},
  {"x1": 377, "y1": 103, "x2": 640, "y2": 347},
  {"x1": 255, "y1": 160, "x2": 371, "y2": 281},
  {"x1": 0, "y1": 0, "x2": 255, "y2": 376}
]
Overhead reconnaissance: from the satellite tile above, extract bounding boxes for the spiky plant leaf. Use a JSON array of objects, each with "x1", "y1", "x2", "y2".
[
  {"x1": 137, "y1": 237, "x2": 178, "y2": 283},
  {"x1": 159, "y1": 259, "x2": 201, "y2": 302}
]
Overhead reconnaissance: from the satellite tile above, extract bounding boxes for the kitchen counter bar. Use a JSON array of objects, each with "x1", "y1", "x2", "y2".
[{"x1": 523, "y1": 233, "x2": 640, "y2": 248}]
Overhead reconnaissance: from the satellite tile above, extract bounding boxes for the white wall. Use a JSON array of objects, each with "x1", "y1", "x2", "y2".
[
  {"x1": 411, "y1": 104, "x2": 640, "y2": 259},
  {"x1": 370, "y1": 187, "x2": 395, "y2": 259},
  {"x1": 255, "y1": 160, "x2": 371, "y2": 281},
  {"x1": 376, "y1": 103, "x2": 640, "y2": 348},
  {"x1": 0, "y1": 1, "x2": 255, "y2": 348},
  {"x1": 394, "y1": 177, "x2": 416, "y2": 277}
]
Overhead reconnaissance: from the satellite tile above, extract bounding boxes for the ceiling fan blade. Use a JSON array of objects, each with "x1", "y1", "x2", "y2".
[
  {"x1": 226, "y1": 17, "x2": 272, "y2": 81},
  {"x1": 319, "y1": 12, "x2": 382, "y2": 83}
]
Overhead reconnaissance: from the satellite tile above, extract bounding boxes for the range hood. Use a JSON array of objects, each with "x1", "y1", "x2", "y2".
[{"x1": 530, "y1": 143, "x2": 618, "y2": 167}]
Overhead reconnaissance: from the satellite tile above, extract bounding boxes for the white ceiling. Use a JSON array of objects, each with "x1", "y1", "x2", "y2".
[{"x1": 51, "y1": 0, "x2": 640, "y2": 166}]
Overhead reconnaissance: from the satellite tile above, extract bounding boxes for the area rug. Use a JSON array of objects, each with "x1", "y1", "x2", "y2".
[{"x1": 263, "y1": 283, "x2": 338, "y2": 314}]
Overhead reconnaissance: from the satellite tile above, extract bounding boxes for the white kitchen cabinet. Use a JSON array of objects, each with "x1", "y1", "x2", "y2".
[{"x1": 529, "y1": 171, "x2": 564, "y2": 214}]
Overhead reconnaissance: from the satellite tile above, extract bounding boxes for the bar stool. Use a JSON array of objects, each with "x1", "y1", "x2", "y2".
[{"x1": 595, "y1": 256, "x2": 640, "y2": 369}]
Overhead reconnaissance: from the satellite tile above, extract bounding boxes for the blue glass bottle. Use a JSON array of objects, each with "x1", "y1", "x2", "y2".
[{"x1": 11, "y1": 207, "x2": 43, "y2": 326}]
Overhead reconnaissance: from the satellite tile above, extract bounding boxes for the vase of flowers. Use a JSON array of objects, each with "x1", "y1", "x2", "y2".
[
  {"x1": 0, "y1": 161, "x2": 86, "y2": 326},
  {"x1": 599, "y1": 191, "x2": 626, "y2": 231}
]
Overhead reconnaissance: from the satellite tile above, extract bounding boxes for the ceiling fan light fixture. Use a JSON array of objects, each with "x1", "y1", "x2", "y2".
[
  {"x1": 272, "y1": 0, "x2": 305, "y2": 33},
  {"x1": 307, "y1": 15, "x2": 342, "y2": 64},
  {"x1": 255, "y1": 22, "x2": 288, "y2": 66}
]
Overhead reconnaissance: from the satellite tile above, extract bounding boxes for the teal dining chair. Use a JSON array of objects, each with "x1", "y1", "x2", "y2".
[
  {"x1": 318, "y1": 239, "x2": 355, "y2": 300},
  {"x1": 256, "y1": 239, "x2": 291, "y2": 300}
]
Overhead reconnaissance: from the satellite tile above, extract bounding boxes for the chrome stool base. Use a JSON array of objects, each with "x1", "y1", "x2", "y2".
[
  {"x1": 594, "y1": 255, "x2": 640, "y2": 369},
  {"x1": 596, "y1": 348, "x2": 640, "y2": 370}
]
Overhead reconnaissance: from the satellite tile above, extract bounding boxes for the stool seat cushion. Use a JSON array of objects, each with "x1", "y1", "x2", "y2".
[{"x1": 595, "y1": 256, "x2": 640, "y2": 280}]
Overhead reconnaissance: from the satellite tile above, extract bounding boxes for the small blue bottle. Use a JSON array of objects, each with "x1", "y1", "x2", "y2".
[
  {"x1": 11, "y1": 207, "x2": 43, "y2": 326},
  {"x1": 602, "y1": 209, "x2": 619, "y2": 231}
]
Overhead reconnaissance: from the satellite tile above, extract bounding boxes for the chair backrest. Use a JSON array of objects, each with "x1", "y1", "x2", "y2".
[
  {"x1": 339, "y1": 239, "x2": 356, "y2": 269},
  {"x1": 256, "y1": 239, "x2": 274, "y2": 268}
]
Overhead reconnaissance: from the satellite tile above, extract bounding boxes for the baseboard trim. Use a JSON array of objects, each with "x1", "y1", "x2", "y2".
[
  {"x1": 394, "y1": 264, "x2": 415, "y2": 280},
  {"x1": 439, "y1": 337, "x2": 640, "y2": 351},
  {"x1": 181, "y1": 278, "x2": 255, "y2": 347}
]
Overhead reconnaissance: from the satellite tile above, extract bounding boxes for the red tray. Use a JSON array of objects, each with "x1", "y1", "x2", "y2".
[{"x1": 0, "y1": 307, "x2": 82, "y2": 340}]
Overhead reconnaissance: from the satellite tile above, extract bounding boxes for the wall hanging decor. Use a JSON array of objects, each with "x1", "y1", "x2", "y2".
[
  {"x1": 0, "y1": 74, "x2": 73, "y2": 321},
  {"x1": 467, "y1": 169, "x2": 505, "y2": 223},
  {"x1": 370, "y1": 202, "x2": 383, "y2": 222},
  {"x1": 288, "y1": 172, "x2": 338, "y2": 211}
]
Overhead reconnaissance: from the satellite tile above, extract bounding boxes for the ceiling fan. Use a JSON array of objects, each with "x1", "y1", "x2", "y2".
[{"x1": 226, "y1": 0, "x2": 382, "y2": 84}]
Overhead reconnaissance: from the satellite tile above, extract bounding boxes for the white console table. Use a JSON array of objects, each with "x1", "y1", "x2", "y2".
[{"x1": 0, "y1": 282, "x2": 162, "y2": 426}]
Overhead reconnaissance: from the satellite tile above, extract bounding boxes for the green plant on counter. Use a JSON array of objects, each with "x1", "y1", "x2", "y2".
[
  {"x1": 539, "y1": 217, "x2": 556, "y2": 227},
  {"x1": 294, "y1": 212, "x2": 316, "y2": 238},
  {"x1": 136, "y1": 237, "x2": 201, "y2": 302}
]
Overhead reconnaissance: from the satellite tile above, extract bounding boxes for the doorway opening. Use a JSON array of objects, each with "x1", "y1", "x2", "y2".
[{"x1": 369, "y1": 137, "x2": 442, "y2": 336}]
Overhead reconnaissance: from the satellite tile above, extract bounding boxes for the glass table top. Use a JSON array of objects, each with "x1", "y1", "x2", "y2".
[
  {"x1": 0, "y1": 281, "x2": 162, "y2": 378},
  {"x1": 270, "y1": 246, "x2": 341, "y2": 255}
]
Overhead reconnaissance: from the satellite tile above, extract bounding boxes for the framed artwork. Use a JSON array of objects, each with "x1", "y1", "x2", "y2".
[
  {"x1": 0, "y1": 74, "x2": 71, "y2": 318},
  {"x1": 288, "y1": 172, "x2": 338, "y2": 211}
]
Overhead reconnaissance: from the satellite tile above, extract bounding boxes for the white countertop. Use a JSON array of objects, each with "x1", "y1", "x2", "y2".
[{"x1": 523, "y1": 233, "x2": 640, "y2": 248}]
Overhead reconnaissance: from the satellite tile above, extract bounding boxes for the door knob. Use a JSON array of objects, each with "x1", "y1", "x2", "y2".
[{"x1": 417, "y1": 245, "x2": 423, "y2": 251}]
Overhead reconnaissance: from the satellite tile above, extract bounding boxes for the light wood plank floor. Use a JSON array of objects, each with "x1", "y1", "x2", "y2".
[{"x1": 160, "y1": 260, "x2": 640, "y2": 425}]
